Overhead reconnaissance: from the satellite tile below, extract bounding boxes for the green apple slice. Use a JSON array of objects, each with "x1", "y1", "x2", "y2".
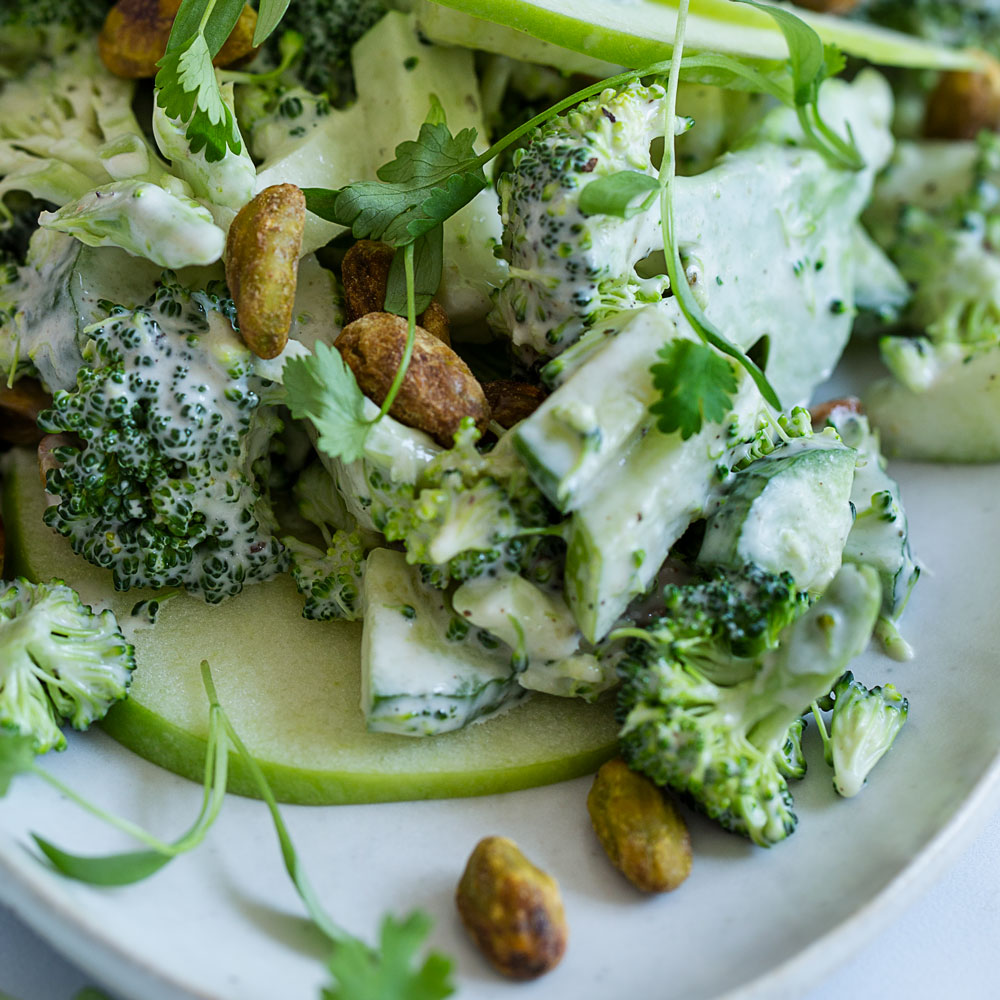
[
  {"x1": 2, "y1": 448, "x2": 618, "y2": 804},
  {"x1": 419, "y1": 0, "x2": 982, "y2": 70}
]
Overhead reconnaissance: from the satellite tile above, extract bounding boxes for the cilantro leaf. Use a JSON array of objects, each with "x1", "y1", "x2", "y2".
[
  {"x1": 303, "y1": 122, "x2": 488, "y2": 246},
  {"x1": 253, "y1": 0, "x2": 292, "y2": 46},
  {"x1": 283, "y1": 342, "x2": 371, "y2": 464},
  {"x1": 649, "y1": 340, "x2": 739, "y2": 440},
  {"x1": 155, "y1": 2, "x2": 245, "y2": 162},
  {"x1": 384, "y1": 226, "x2": 443, "y2": 316},
  {"x1": 0, "y1": 727, "x2": 37, "y2": 796},
  {"x1": 732, "y1": 0, "x2": 862, "y2": 169},
  {"x1": 578, "y1": 170, "x2": 660, "y2": 220},
  {"x1": 324, "y1": 911, "x2": 455, "y2": 1000}
]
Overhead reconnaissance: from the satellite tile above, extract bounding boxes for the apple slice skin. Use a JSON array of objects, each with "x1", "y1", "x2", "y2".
[{"x1": 2, "y1": 448, "x2": 618, "y2": 804}]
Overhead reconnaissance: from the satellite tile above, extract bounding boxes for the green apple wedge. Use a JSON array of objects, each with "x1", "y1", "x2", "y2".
[
  {"x1": 417, "y1": 0, "x2": 984, "y2": 71},
  {"x1": 2, "y1": 448, "x2": 618, "y2": 804}
]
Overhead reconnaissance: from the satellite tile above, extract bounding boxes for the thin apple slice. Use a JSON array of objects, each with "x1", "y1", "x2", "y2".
[
  {"x1": 2, "y1": 448, "x2": 618, "y2": 804},
  {"x1": 419, "y1": 0, "x2": 982, "y2": 70}
]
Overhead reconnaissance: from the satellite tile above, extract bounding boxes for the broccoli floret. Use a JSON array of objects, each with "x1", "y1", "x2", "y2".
[
  {"x1": 815, "y1": 670, "x2": 909, "y2": 797},
  {"x1": 37, "y1": 274, "x2": 290, "y2": 603},
  {"x1": 492, "y1": 81, "x2": 670, "y2": 359},
  {"x1": 0, "y1": 577, "x2": 135, "y2": 754},
  {"x1": 266, "y1": 0, "x2": 387, "y2": 101},
  {"x1": 382, "y1": 422, "x2": 556, "y2": 587},
  {"x1": 284, "y1": 532, "x2": 366, "y2": 621},
  {"x1": 0, "y1": 0, "x2": 110, "y2": 31},
  {"x1": 617, "y1": 563, "x2": 881, "y2": 846}
]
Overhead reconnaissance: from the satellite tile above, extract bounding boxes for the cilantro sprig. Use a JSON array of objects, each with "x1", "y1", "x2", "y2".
[
  {"x1": 155, "y1": 0, "x2": 296, "y2": 162},
  {"x1": 0, "y1": 664, "x2": 454, "y2": 1000}
]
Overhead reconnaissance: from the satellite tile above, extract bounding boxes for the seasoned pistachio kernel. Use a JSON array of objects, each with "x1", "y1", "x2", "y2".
[
  {"x1": 456, "y1": 836, "x2": 567, "y2": 980},
  {"x1": 336, "y1": 312, "x2": 489, "y2": 446},
  {"x1": 483, "y1": 380, "x2": 548, "y2": 429},
  {"x1": 587, "y1": 757, "x2": 692, "y2": 893},
  {"x1": 0, "y1": 378, "x2": 51, "y2": 446},
  {"x1": 225, "y1": 183, "x2": 306, "y2": 360},
  {"x1": 925, "y1": 66, "x2": 1000, "y2": 140},
  {"x1": 341, "y1": 239, "x2": 451, "y2": 344},
  {"x1": 99, "y1": 0, "x2": 258, "y2": 79}
]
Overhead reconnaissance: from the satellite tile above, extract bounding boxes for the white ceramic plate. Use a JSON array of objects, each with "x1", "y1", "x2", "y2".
[{"x1": 2, "y1": 449, "x2": 1000, "y2": 1000}]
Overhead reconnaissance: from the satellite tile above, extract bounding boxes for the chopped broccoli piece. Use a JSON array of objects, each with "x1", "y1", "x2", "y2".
[
  {"x1": 617, "y1": 563, "x2": 881, "y2": 846},
  {"x1": 815, "y1": 670, "x2": 909, "y2": 798},
  {"x1": 382, "y1": 422, "x2": 556, "y2": 587},
  {"x1": 266, "y1": 0, "x2": 388, "y2": 101},
  {"x1": 0, "y1": 0, "x2": 110, "y2": 31},
  {"x1": 0, "y1": 578, "x2": 135, "y2": 754},
  {"x1": 492, "y1": 81, "x2": 670, "y2": 358},
  {"x1": 37, "y1": 274, "x2": 289, "y2": 603},
  {"x1": 284, "y1": 532, "x2": 366, "y2": 621}
]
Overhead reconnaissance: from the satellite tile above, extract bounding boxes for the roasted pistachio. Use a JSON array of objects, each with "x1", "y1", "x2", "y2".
[
  {"x1": 925, "y1": 65, "x2": 1000, "y2": 140},
  {"x1": 587, "y1": 757, "x2": 692, "y2": 893},
  {"x1": 341, "y1": 239, "x2": 396, "y2": 322},
  {"x1": 456, "y1": 836, "x2": 567, "y2": 980},
  {"x1": 336, "y1": 312, "x2": 489, "y2": 446},
  {"x1": 809, "y1": 395, "x2": 863, "y2": 431},
  {"x1": 0, "y1": 378, "x2": 51, "y2": 446},
  {"x1": 225, "y1": 183, "x2": 306, "y2": 360},
  {"x1": 483, "y1": 380, "x2": 547, "y2": 429},
  {"x1": 416, "y1": 300, "x2": 451, "y2": 347},
  {"x1": 99, "y1": 0, "x2": 258, "y2": 79},
  {"x1": 37, "y1": 433, "x2": 75, "y2": 491},
  {"x1": 341, "y1": 239, "x2": 451, "y2": 343}
]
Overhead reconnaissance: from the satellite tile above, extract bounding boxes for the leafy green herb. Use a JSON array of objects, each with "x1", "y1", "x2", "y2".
[
  {"x1": 1, "y1": 665, "x2": 455, "y2": 1000},
  {"x1": 283, "y1": 342, "x2": 371, "y2": 464},
  {"x1": 578, "y1": 171, "x2": 660, "y2": 220},
  {"x1": 649, "y1": 340, "x2": 739, "y2": 439},
  {"x1": 385, "y1": 226, "x2": 444, "y2": 317},
  {"x1": 324, "y1": 911, "x2": 455, "y2": 1000},
  {"x1": 253, "y1": 0, "x2": 292, "y2": 46},
  {"x1": 303, "y1": 122, "x2": 487, "y2": 244},
  {"x1": 727, "y1": 1, "x2": 862, "y2": 170},
  {"x1": 155, "y1": 0, "x2": 247, "y2": 162}
]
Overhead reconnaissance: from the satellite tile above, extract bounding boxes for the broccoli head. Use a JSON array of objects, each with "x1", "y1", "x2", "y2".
[
  {"x1": 382, "y1": 422, "x2": 557, "y2": 588},
  {"x1": 0, "y1": 0, "x2": 110, "y2": 31},
  {"x1": 817, "y1": 670, "x2": 909, "y2": 798},
  {"x1": 0, "y1": 577, "x2": 135, "y2": 754},
  {"x1": 491, "y1": 80, "x2": 669, "y2": 359},
  {"x1": 38, "y1": 274, "x2": 289, "y2": 603},
  {"x1": 617, "y1": 563, "x2": 881, "y2": 846},
  {"x1": 284, "y1": 532, "x2": 366, "y2": 621},
  {"x1": 266, "y1": 0, "x2": 387, "y2": 101}
]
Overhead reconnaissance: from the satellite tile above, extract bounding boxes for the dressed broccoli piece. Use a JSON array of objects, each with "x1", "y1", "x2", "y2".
[
  {"x1": 617, "y1": 563, "x2": 882, "y2": 846},
  {"x1": 863, "y1": 131, "x2": 1000, "y2": 459},
  {"x1": 493, "y1": 81, "x2": 670, "y2": 359},
  {"x1": 283, "y1": 460, "x2": 367, "y2": 621},
  {"x1": 0, "y1": 577, "x2": 135, "y2": 754},
  {"x1": 284, "y1": 533, "x2": 366, "y2": 621},
  {"x1": 266, "y1": 0, "x2": 387, "y2": 101},
  {"x1": 38, "y1": 274, "x2": 291, "y2": 603},
  {"x1": 815, "y1": 670, "x2": 909, "y2": 798},
  {"x1": 382, "y1": 422, "x2": 555, "y2": 587}
]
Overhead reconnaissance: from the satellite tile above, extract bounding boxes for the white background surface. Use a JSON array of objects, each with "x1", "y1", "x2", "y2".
[{"x1": 1, "y1": 804, "x2": 998, "y2": 1000}]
